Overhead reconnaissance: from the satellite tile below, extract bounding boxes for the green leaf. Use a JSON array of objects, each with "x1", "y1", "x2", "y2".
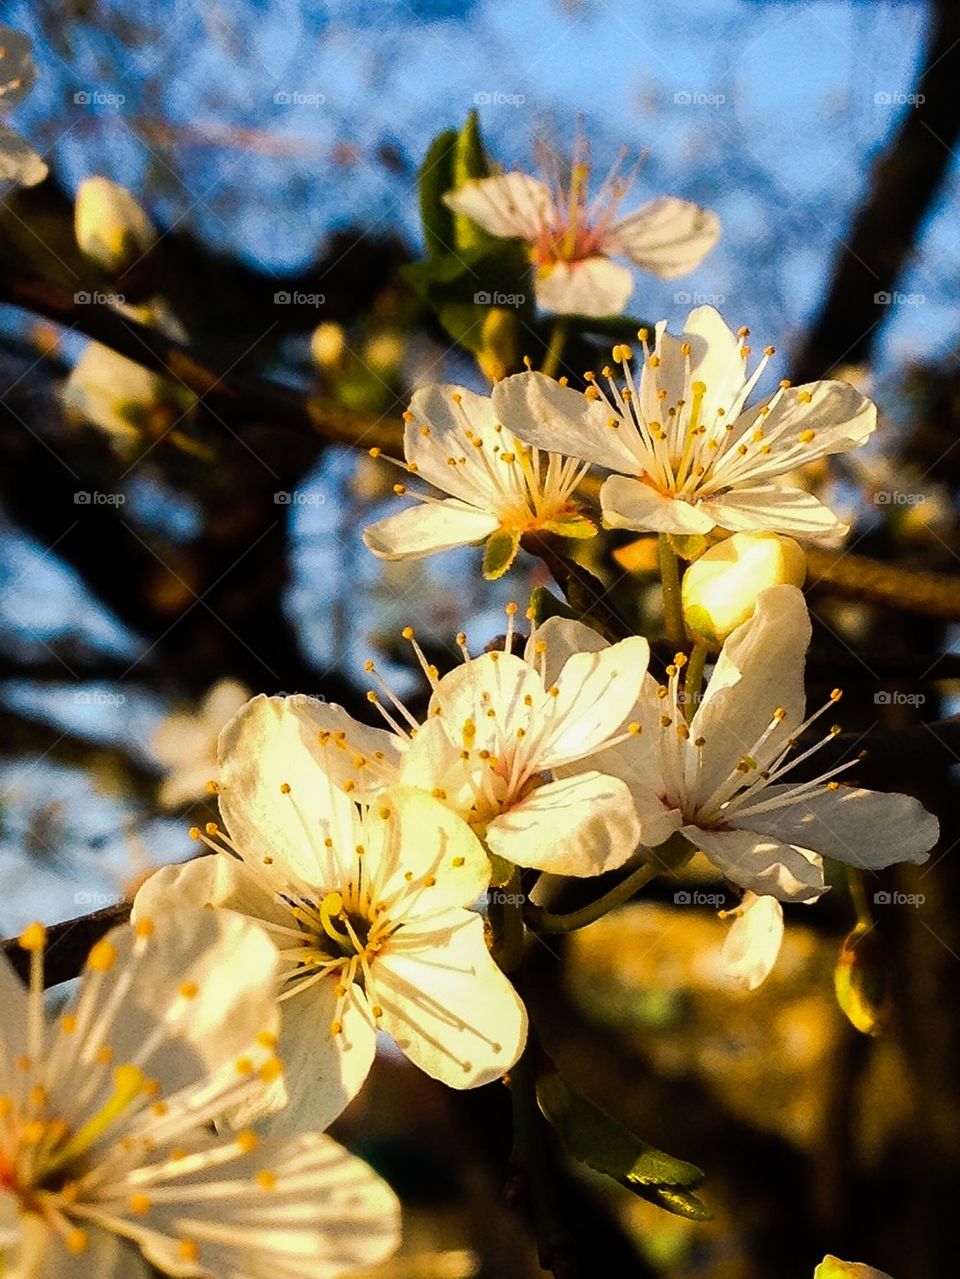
[
  {"x1": 542, "y1": 516, "x2": 597, "y2": 540},
  {"x1": 482, "y1": 527, "x2": 521, "y2": 579},
  {"x1": 418, "y1": 128, "x2": 458, "y2": 258},
  {"x1": 537, "y1": 1074, "x2": 712, "y2": 1222},
  {"x1": 452, "y1": 110, "x2": 494, "y2": 253}
]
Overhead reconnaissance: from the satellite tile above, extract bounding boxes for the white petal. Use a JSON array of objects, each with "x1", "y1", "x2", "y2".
[
  {"x1": 0, "y1": 953, "x2": 29, "y2": 1085},
  {"x1": 139, "y1": 1132, "x2": 399, "y2": 1279},
  {"x1": 85, "y1": 910, "x2": 280, "y2": 1090},
  {"x1": 600, "y1": 474, "x2": 716, "y2": 534},
  {"x1": 201, "y1": 678, "x2": 252, "y2": 728},
  {"x1": 690, "y1": 584, "x2": 810, "y2": 804},
  {"x1": 442, "y1": 171, "x2": 552, "y2": 241},
  {"x1": 534, "y1": 255, "x2": 634, "y2": 317},
  {"x1": 539, "y1": 635, "x2": 650, "y2": 767},
  {"x1": 524, "y1": 614, "x2": 611, "y2": 671},
  {"x1": 638, "y1": 306, "x2": 745, "y2": 429},
  {"x1": 364, "y1": 786, "x2": 492, "y2": 913},
  {"x1": 491, "y1": 371, "x2": 642, "y2": 474},
  {"x1": 403, "y1": 382, "x2": 509, "y2": 503},
  {"x1": 363, "y1": 499, "x2": 500, "y2": 560},
  {"x1": 133, "y1": 855, "x2": 294, "y2": 938},
  {"x1": 280, "y1": 699, "x2": 402, "y2": 800},
  {"x1": 685, "y1": 823, "x2": 825, "y2": 902},
  {"x1": 720, "y1": 893, "x2": 783, "y2": 991},
  {"x1": 605, "y1": 196, "x2": 720, "y2": 279},
  {"x1": 740, "y1": 380, "x2": 876, "y2": 480},
  {"x1": 737, "y1": 783, "x2": 938, "y2": 870},
  {"x1": 218, "y1": 694, "x2": 364, "y2": 888},
  {"x1": 486, "y1": 771, "x2": 640, "y2": 876},
  {"x1": 427, "y1": 651, "x2": 546, "y2": 754},
  {"x1": 264, "y1": 977, "x2": 377, "y2": 1138},
  {"x1": 700, "y1": 484, "x2": 849, "y2": 546},
  {"x1": 371, "y1": 909, "x2": 526, "y2": 1087}
]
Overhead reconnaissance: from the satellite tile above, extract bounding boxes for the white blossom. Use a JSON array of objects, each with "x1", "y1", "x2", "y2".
[
  {"x1": 443, "y1": 145, "x2": 718, "y2": 317},
  {"x1": 0, "y1": 912, "x2": 400, "y2": 1279},
  {"x1": 492, "y1": 307, "x2": 877, "y2": 546}
]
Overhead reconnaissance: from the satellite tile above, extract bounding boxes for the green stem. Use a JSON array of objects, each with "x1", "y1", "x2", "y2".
[
  {"x1": 845, "y1": 865, "x2": 873, "y2": 929},
  {"x1": 526, "y1": 859, "x2": 658, "y2": 934},
  {"x1": 540, "y1": 319, "x2": 569, "y2": 379},
  {"x1": 683, "y1": 641, "x2": 708, "y2": 722},
  {"x1": 658, "y1": 533, "x2": 686, "y2": 649}
]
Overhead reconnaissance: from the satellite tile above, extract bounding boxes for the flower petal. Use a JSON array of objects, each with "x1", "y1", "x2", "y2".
[
  {"x1": 534, "y1": 255, "x2": 634, "y2": 317},
  {"x1": 486, "y1": 771, "x2": 640, "y2": 876},
  {"x1": 492, "y1": 371, "x2": 642, "y2": 474},
  {"x1": 690, "y1": 584, "x2": 810, "y2": 804},
  {"x1": 539, "y1": 635, "x2": 651, "y2": 767},
  {"x1": 684, "y1": 824, "x2": 825, "y2": 902},
  {"x1": 600, "y1": 474, "x2": 716, "y2": 534},
  {"x1": 700, "y1": 484, "x2": 849, "y2": 546},
  {"x1": 720, "y1": 893, "x2": 784, "y2": 991},
  {"x1": 740, "y1": 380, "x2": 876, "y2": 480},
  {"x1": 442, "y1": 171, "x2": 552, "y2": 240},
  {"x1": 605, "y1": 196, "x2": 720, "y2": 279},
  {"x1": 735, "y1": 783, "x2": 938, "y2": 870},
  {"x1": 490, "y1": 373, "x2": 641, "y2": 478},
  {"x1": 365, "y1": 785, "x2": 492, "y2": 913},
  {"x1": 403, "y1": 382, "x2": 512, "y2": 502},
  {"x1": 292, "y1": 699, "x2": 403, "y2": 799},
  {"x1": 637, "y1": 306, "x2": 745, "y2": 429},
  {"x1": 218, "y1": 694, "x2": 363, "y2": 888},
  {"x1": 363, "y1": 499, "x2": 500, "y2": 560},
  {"x1": 136, "y1": 1131, "x2": 399, "y2": 1279},
  {"x1": 265, "y1": 977, "x2": 377, "y2": 1138},
  {"x1": 371, "y1": 909, "x2": 527, "y2": 1088}
]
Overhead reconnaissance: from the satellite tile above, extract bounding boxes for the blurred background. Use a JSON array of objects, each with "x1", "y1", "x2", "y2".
[{"x1": 1, "y1": 0, "x2": 959, "y2": 1275}]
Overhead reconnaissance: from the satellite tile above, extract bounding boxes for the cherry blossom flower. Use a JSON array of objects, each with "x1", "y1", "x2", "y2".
[
  {"x1": 363, "y1": 383, "x2": 594, "y2": 577},
  {"x1": 270, "y1": 609, "x2": 652, "y2": 878},
  {"x1": 0, "y1": 911, "x2": 400, "y2": 1279},
  {"x1": 443, "y1": 141, "x2": 718, "y2": 317},
  {"x1": 540, "y1": 585, "x2": 938, "y2": 901},
  {"x1": 0, "y1": 26, "x2": 46, "y2": 188},
  {"x1": 134, "y1": 703, "x2": 527, "y2": 1128},
  {"x1": 491, "y1": 307, "x2": 878, "y2": 546},
  {"x1": 151, "y1": 678, "x2": 251, "y2": 809}
]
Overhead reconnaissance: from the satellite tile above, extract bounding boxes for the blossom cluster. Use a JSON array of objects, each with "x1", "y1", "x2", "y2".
[{"x1": 0, "y1": 33, "x2": 925, "y2": 1274}]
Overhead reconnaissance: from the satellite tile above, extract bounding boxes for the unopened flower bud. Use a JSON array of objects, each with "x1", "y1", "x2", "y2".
[
  {"x1": 814, "y1": 1256, "x2": 893, "y2": 1279},
  {"x1": 833, "y1": 922, "x2": 887, "y2": 1037},
  {"x1": 310, "y1": 322, "x2": 346, "y2": 370},
  {"x1": 682, "y1": 531, "x2": 806, "y2": 648},
  {"x1": 75, "y1": 177, "x2": 156, "y2": 274},
  {"x1": 476, "y1": 307, "x2": 519, "y2": 384}
]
